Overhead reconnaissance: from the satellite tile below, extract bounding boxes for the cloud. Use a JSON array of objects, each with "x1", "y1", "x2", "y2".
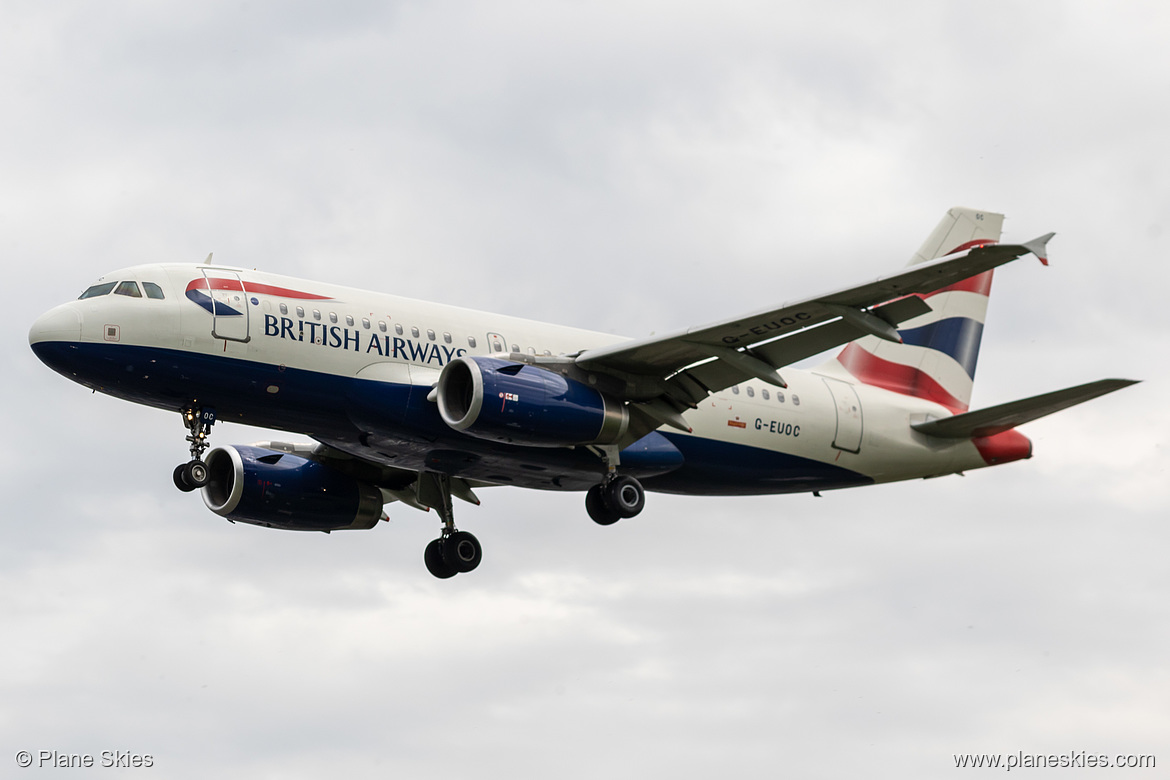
[{"x1": 6, "y1": 1, "x2": 1168, "y2": 777}]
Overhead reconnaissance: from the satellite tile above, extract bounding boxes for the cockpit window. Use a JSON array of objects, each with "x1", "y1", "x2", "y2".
[
  {"x1": 114, "y1": 281, "x2": 142, "y2": 298},
  {"x1": 143, "y1": 282, "x2": 165, "y2": 300},
  {"x1": 79, "y1": 282, "x2": 117, "y2": 299}
]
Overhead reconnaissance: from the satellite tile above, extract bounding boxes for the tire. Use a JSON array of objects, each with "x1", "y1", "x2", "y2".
[
  {"x1": 173, "y1": 464, "x2": 197, "y2": 492},
  {"x1": 183, "y1": 459, "x2": 210, "y2": 489},
  {"x1": 586, "y1": 484, "x2": 621, "y2": 526},
  {"x1": 424, "y1": 539, "x2": 458, "y2": 579},
  {"x1": 604, "y1": 475, "x2": 645, "y2": 519},
  {"x1": 444, "y1": 531, "x2": 482, "y2": 573}
]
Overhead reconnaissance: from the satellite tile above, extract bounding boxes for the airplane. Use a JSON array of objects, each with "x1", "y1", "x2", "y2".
[{"x1": 28, "y1": 207, "x2": 1137, "y2": 578}]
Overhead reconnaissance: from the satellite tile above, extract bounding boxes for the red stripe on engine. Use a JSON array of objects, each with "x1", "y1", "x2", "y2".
[{"x1": 837, "y1": 342, "x2": 968, "y2": 412}]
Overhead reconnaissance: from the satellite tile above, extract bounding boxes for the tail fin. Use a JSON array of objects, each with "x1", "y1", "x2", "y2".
[{"x1": 833, "y1": 207, "x2": 1005, "y2": 412}]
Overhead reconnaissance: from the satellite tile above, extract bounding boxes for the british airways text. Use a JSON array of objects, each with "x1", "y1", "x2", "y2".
[{"x1": 263, "y1": 315, "x2": 467, "y2": 365}]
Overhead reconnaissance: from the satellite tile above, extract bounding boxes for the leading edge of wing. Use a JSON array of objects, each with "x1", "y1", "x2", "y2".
[{"x1": 575, "y1": 235, "x2": 1054, "y2": 379}]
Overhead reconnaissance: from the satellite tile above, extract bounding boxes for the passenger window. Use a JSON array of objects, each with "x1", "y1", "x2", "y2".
[
  {"x1": 411, "y1": 326, "x2": 420, "y2": 338},
  {"x1": 762, "y1": 388, "x2": 770, "y2": 400},
  {"x1": 776, "y1": 392, "x2": 785, "y2": 403},
  {"x1": 792, "y1": 394, "x2": 800, "y2": 406},
  {"x1": 329, "y1": 312, "x2": 338, "y2": 323},
  {"x1": 79, "y1": 282, "x2": 117, "y2": 299},
  {"x1": 114, "y1": 281, "x2": 142, "y2": 298},
  {"x1": 280, "y1": 303, "x2": 288, "y2": 315},
  {"x1": 443, "y1": 332, "x2": 452, "y2": 344},
  {"x1": 143, "y1": 282, "x2": 165, "y2": 300},
  {"x1": 427, "y1": 329, "x2": 436, "y2": 341},
  {"x1": 527, "y1": 347, "x2": 536, "y2": 355},
  {"x1": 345, "y1": 314, "x2": 354, "y2": 326},
  {"x1": 511, "y1": 344, "x2": 519, "y2": 353},
  {"x1": 362, "y1": 318, "x2": 370, "y2": 329},
  {"x1": 378, "y1": 321, "x2": 387, "y2": 333},
  {"x1": 296, "y1": 306, "x2": 304, "y2": 318},
  {"x1": 395, "y1": 323, "x2": 403, "y2": 336},
  {"x1": 468, "y1": 336, "x2": 477, "y2": 348},
  {"x1": 731, "y1": 386, "x2": 740, "y2": 395},
  {"x1": 746, "y1": 386, "x2": 755, "y2": 398}
]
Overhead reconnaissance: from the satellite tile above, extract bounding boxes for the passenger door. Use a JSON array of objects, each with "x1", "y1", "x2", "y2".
[
  {"x1": 201, "y1": 270, "x2": 250, "y2": 343},
  {"x1": 823, "y1": 377, "x2": 863, "y2": 453}
]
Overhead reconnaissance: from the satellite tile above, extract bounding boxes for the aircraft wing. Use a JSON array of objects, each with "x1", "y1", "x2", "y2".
[
  {"x1": 254, "y1": 440, "x2": 485, "y2": 510},
  {"x1": 572, "y1": 234, "x2": 1054, "y2": 416}
]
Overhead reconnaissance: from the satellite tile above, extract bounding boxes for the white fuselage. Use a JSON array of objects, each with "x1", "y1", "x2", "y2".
[{"x1": 30, "y1": 262, "x2": 998, "y2": 495}]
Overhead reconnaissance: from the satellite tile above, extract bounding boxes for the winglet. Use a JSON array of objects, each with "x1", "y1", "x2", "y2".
[{"x1": 1021, "y1": 232, "x2": 1055, "y2": 266}]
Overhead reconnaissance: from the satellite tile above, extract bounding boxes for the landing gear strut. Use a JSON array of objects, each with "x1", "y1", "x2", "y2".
[
  {"x1": 173, "y1": 406, "x2": 216, "y2": 492},
  {"x1": 418, "y1": 472, "x2": 483, "y2": 579}
]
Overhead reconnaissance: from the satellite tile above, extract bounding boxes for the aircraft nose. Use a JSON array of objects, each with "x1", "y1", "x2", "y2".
[{"x1": 29, "y1": 304, "x2": 82, "y2": 345}]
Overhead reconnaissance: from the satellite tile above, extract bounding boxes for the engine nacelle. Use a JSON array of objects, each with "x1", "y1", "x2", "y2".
[
  {"x1": 201, "y1": 445, "x2": 383, "y2": 531},
  {"x1": 436, "y1": 356, "x2": 629, "y2": 447}
]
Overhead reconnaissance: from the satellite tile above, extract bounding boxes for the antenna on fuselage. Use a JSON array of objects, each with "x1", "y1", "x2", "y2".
[{"x1": 203, "y1": 253, "x2": 213, "y2": 265}]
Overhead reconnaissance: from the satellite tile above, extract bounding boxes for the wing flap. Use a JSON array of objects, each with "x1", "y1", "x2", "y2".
[{"x1": 911, "y1": 378, "x2": 1139, "y2": 439}]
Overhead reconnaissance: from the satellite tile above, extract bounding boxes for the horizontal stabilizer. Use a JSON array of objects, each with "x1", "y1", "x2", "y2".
[{"x1": 911, "y1": 378, "x2": 1139, "y2": 439}]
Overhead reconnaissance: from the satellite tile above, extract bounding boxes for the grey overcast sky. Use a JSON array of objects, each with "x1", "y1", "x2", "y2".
[{"x1": 4, "y1": 1, "x2": 1168, "y2": 777}]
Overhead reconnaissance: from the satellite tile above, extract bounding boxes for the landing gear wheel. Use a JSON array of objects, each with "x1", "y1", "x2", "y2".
[
  {"x1": 424, "y1": 539, "x2": 458, "y2": 579},
  {"x1": 586, "y1": 484, "x2": 621, "y2": 526},
  {"x1": 173, "y1": 464, "x2": 198, "y2": 493},
  {"x1": 418, "y1": 472, "x2": 483, "y2": 579},
  {"x1": 604, "y1": 475, "x2": 645, "y2": 519},
  {"x1": 444, "y1": 531, "x2": 483, "y2": 573},
  {"x1": 183, "y1": 459, "x2": 209, "y2": 489}
]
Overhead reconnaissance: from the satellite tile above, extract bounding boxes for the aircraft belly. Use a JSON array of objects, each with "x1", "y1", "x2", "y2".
[
  {"x1": 42, "y1": 341, "x2": 875, "y2": 495},
  {"x1": 643, "y1": 432, "x2": 873, "y2": 496}
]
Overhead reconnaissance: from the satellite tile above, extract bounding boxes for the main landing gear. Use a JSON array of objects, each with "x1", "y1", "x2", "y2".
[
  {"x1": 584, "y1": 445, "x2": 647, "y2": 526},
  {"x1": 173, "y1": 406, "x2": 216, "y2": 493},
  {"x1": 418, "y1": 472, "x2": 483, "y2": 579},
  {"x1": 585, "y1": 474, "x2": 646, "y2": 525},
  {"x1": 584, "y1": 442, "x2": 646, "y2": 526}
]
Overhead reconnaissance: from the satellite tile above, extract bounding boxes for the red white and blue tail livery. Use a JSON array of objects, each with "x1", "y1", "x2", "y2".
[{"x1": 29, "y1": 208, "x2": 1136, "y2": 578}]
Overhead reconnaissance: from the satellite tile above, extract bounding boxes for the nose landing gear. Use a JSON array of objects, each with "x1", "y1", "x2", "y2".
[{"x1": 173, "y1": 406, "x2": 216, "y2": 492}]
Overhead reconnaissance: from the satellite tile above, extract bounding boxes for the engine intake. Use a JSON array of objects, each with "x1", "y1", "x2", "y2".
[
  {"x1": 436, "y1": 356, "x2": 628, "y2": 447},
  {"x1": 202, "y1": 445, "x2": 383, "y2": 531}
]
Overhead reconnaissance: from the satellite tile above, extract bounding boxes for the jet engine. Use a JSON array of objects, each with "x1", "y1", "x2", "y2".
[
  {"x1": 435, "y1": 356, "x2": 629, "y2": 446},
  {"x1": 201, "y1": 445, "x2": 384, "y2": 531}
]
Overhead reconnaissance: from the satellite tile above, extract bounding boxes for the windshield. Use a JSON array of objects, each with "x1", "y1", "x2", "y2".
[
  {"x1": 78, "y1": 282, "x2": 117, "y2": 299},
  {"x1": 77, "y1": 280, "x2": 166, "y2": 300}
]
